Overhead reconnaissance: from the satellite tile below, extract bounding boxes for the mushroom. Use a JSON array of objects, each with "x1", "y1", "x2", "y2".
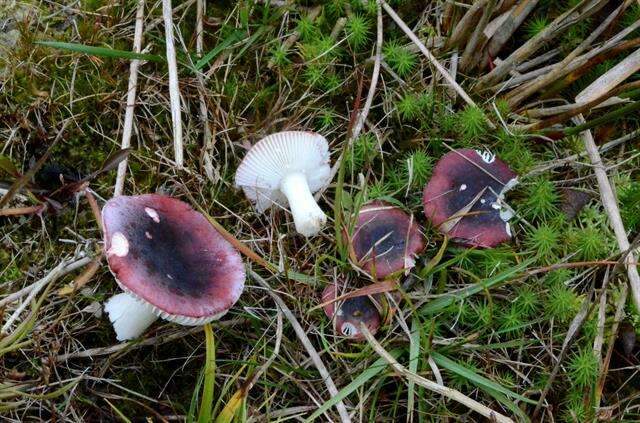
[
  {"x1": 234, "y1": 131, "x2": 331, "y2": 237},
  {"x1": 101, "y1": 194, "x2": 245, "y2": 341},
  {"x1": 348, "y1": 200, "x2": 425, "y2": 279},
  {"x1": 423, "y1": 149, "x2": 517, "y2": 248},
  {"x1": 321, "y1": 284, "x2": 381, "y2": 341}
]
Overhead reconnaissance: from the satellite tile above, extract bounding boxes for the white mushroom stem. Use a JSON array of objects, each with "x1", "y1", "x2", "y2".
[
  {"x1": 104, "y1": 292, "x2": 158, "y2": 341},
  {"x1": 280, "y1": 172, "x2": 326, "y2": 237}
]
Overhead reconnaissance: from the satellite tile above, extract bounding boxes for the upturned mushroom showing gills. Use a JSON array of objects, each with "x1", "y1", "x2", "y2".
[
  {"x1": 234, "y1": 131, "x2": 331, "y2": 237},
  {"x1": 423, "y1": 149, "x2": 518, "y2": 248},
  {"x1": 349, "y1": 200, "x2": 425, "y2": 279},
  {"x1": 101, "y1": 194, "x2": 245, "y2": 341},
  {"x1": 322, "y1": 284, "x2": 381, "y2": 341}
]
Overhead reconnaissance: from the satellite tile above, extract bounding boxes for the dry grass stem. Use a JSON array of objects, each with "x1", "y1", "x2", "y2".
[
  {"x1": 576, "y1": 114, "x2": 640, "y2": 312},
  {"x1": 114, "y1": 0, "x2": 145, "y2": 197},
  {"x1": 381, "y1": 1, "x2": 479, "y2": 109},
  {"x1": 576, "y1": 46, "x2": 640, "y2": 103},
  {"x1": 162, "y1": 0, "x2": 184, "y2": 168},
  {"x1": 250, "y1": 270, "x2": 352, "y2": 423},
  {"x1": 360, "y1": 325, "x2": 514, "y2": 423}
]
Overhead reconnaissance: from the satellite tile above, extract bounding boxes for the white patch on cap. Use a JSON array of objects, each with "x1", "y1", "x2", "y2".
[
  {"x1": 166, "y1": 274, "x2": 174, "y2": 280},
  {"x1": 108, "y1": 232, "x2": 129, "y2": 257},
  {"x1": 503, "y1": 177, "x2": 518, "y2": 193},
  {"x1": 475, "y1": 149, "x2": 496, "y2": 164},
  {"x1": 336, "y1": 308, "x2": 344, "y2": 317},
  {"x1": 145, "y1": 207, "x2": 160, "y2": 223},
  {"x1": 499, "y1": 208, "x2": 514, "y2": 222},
  {"x1": 480, "y1": 199, "x2": 486, "y2": 204},
  {"x1": 459, "y1": 184, "x2": 467, "y2": 191},
  {"x1": 341, "y1": 322, "x2": 358, "y2": 337},
  {"x1": 404, "y1": 255, "x2": 416, "y2": 271},
  {"x1": 145, "y1": 231, "x2": 153, "y2": 239}
]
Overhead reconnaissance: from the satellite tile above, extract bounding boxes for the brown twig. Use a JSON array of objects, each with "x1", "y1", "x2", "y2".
[
  {"x1": 485, "y1": 0, "x2": 540, "y2": 62},
  {"x1": 477, "y1": 0, "x2": 608, "y2": 90},
  {"x1": 505, "y1": 1, "x2": 630, "y2": 108},
  {"x1": 0, "y1": 205, "x2": 44, "y2": 217},
  {"x1": 524, "y1": 80, "x2": 640, "y2": 130},
  {"x1": 459, "y1": 0, "x2": 496, "y2": 72},
  {"x1": 445, "y1": 0, "x2": 487, "y2": 50},
  {"x1": 576, "y1": 46, "x2": 640, "y2": 103}
]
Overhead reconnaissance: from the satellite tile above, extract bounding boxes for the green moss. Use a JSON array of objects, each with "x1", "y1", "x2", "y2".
[
  {"x1": 456, "y1": 105, "x2": 488, "y2": 140},
  {"x1": 383, "y1": 40, "x2": 417, "y2": 77},
  {"x1": 396, "y1": 92, "x2": 422, "y2": 120},
  {"x1": 345, "y1": 14, "x2": 372, "y2": 50},
  {"x1": 526, "y1": 223, "x2": 561, "y2": 263},
  {"x1": 567, "y1": 225, "x2": 611, "y2": 261},
  {"x1": 346, "y1": 133, "x2": 378, "y2": 173},
  {"x1": 522, "y1": 178, "x2": 560, "y2": 221},
  {"x1": 525, "y1": 16, "x2": 549, "y2": 39},
  {"x1": 546, "y1": 284, "x2": 580, "y2": 323}
]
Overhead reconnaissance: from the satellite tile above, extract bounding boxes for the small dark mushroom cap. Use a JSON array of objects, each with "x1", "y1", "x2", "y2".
[
  {"x1": 350, "y1": 200, "x2": 425, "y2": 279},
  {"x1": 423, "y1": 149, "x2": 517, "y2": 248},
  {"x1": 102, "y1": 194, "x2": 245, "y2": 324},
  {"x1": 322, "y1": 284, "x2": 381, "y2": 341}
]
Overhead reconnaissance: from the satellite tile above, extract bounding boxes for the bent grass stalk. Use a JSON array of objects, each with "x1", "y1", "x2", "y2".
[{"x1": 198, "y1": 323, "x2": 216, "y2": 423}]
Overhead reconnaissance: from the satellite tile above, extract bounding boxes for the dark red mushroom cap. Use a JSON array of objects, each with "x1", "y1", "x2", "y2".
[
  {"x1": 423, "y1": 149, "x2": 517, "y2": 248},
  {"x1": 321, "y1": 284, "x2": 381, "y2": 341},
  {"x1": 350, "y1": 200, "x2": 425, "y2": 279},
  {"x1": 102, "y1": 194, "x2": 245, "y2": 324}
]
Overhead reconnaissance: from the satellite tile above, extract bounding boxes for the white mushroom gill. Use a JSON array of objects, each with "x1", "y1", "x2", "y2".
[
  {"x1": 280, "y1": 171, "x2": 327, "y2": 237},
  {"x1": 234, "y1": 131, "x2": 332, "y2": 237},
  {"x1": 104, "y1": 292, "x2": 158, "y2": 341}
]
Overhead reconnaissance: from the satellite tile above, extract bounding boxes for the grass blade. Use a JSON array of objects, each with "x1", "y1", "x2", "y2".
[
  {"x1": 304, "y1": 349, "x2": 403, "y2": 422},
  {"x1": 407, "y1": 318, "x2": 421, "y2": 422},
  {"x1": 420, "y1": 258, "x2": 534, "y2": 315},
  {"x1": 4, "y1": 378, "x2": 80, "y2": 400},
  {"x1": 0, "y1": 155, "x2": 18, "y2": 177},
  {"x1": 105, "y1": 399, "x2": 133, "y2": 423},
  {"x1": 430, "y1": 352, "x2": 536, "y2": 405},
  {"x1": 214, "y1": 390, "x2": 243, "y2": 423},
  {"x1": 194, "y1": 30, "x2": 247, "y2": 70},
  {"x1": 187, "y1": 371, "x2": 205, "y2": 423},
  {"x1": 198, "y1": 323, "x2": 216, "y2": 423},
  {"x1": 36, "y1": 41, "x2": 164, "y2": 62}
]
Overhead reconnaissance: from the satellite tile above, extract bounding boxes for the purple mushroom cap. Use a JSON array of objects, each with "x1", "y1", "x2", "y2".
[
  {"x1": 350, "y1": 200, "x2": 425, "y2": 279},
  {"x1": 102, "y1": 194, "x2": 245, "y2": 324},
  {"x1": 423, "y1": 149, "x2": 517, "y2": 248},
  {"x1": 322, "y1": 284, "x2": 381, "y2": 341}
]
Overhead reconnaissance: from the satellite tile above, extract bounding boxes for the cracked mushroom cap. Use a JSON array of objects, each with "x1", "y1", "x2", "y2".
[
  {"x1": 423, "y1": 149, "x2": 518, "y2": 248},
  {"x1": 234, "y1": 131, "x2": 331, "y2": 212},
  {"x1": 102, "y1": 194, "x2": 245, "y2": 325},
  {"x1": 322, "y1": 284, "x2": 381, "y2": 341},
  {"x1": 350, "y1": 201, "x2": 425, "y2": 279}
]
